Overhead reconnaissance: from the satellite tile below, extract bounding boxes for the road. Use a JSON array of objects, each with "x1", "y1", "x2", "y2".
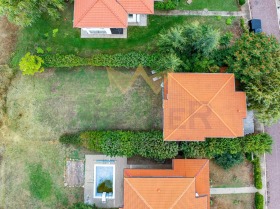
[{"x1": 250, "y1": 0, "x2": 280, "y2": 40}]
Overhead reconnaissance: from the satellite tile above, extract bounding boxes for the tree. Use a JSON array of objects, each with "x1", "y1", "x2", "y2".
[
  {"x1": 0, "y1": 0, "x2": 64, "y2": 27},
  {"x1": 19, "y1": 52, "x2": 44, "y2": 75},
  {"x1": 214, "y1": 153, "x2": 244, "y2": 169},
  {"x1": 227, "y1": 32, "x2": 280, "y2": 124},
  {"x1": 157, "y1": 23, "x2": 220, "y2": 73}
]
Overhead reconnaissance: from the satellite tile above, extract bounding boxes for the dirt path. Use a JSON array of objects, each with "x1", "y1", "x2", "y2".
[{"x1": 0, "y1": 17, "x2": 18, "y2": 65}]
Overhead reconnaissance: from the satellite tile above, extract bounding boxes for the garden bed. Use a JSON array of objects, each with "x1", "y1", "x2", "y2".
[
  {"x1": 211, "y1": 194, "x2": 255, "y2": 209},
  {"x1": 210, "y1": 159, "x2": 254, "y2": 188}
]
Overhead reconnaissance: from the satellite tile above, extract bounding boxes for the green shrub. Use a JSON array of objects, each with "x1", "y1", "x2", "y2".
[
  {"x1": 155, "y1": 0, "x2": 176, "y2": 10},
  {"x1": 255, "y1": 192, "x2": 264, "y2": 209},
  {"x1": 180, "y1": 133, "x2": 273, "y2": 158},
  {"x1": 239, "y1": 0, "x2": 246, "y2": 5},
  {"x1": 214, "y1": 153, "x2": 244, "y2": 169},
  {"x1": 253, "y1": 157, "x2": 263, "y2": 189},
  {"x1": 43, "y1": 52, "x2": 160, "y2": 68},
  {"x1": 28, "y1": 163, "x2": 53, "y2": 200},
  {"x1": 226, "y1": 18, "x2": 232, "y2": 25},
  {"x1": 19, "y1": 52, "x2": 44, "y2": 75},
  {"x1": 59, "y1": 134, "x2": 81, "y2": 145},
  {"x1": 59, "y1": 130, "x2": 178, "y2": 161},
  {"x1": 68, "y1": 203, "x2": 99, "y2": 209},
  {"x1": 240, "y1": 18, "x2": 248, "y2": 33}
]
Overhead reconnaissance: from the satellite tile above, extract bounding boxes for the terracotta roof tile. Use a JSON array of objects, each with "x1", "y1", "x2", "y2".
[
  {"x1": 74, "y1": 0, "x2": 128, "y2": 28},
  {"x1": 163, "y1": 73, "x2": 247, "y2": 141},
  {"x1": 73, "y1": 0, "x2": 154, "y2": 28},
  {"x1": 122, "y1": 159, "x2": 210, "y2": 209},
  {"x1": 118, "y1": 0, "x2": 154, "y2": 14}
]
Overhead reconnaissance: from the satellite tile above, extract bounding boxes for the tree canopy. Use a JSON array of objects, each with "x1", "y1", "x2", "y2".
[
  {"x1": 0, "y1": 0, "x2": 64, "y2": 27},
  {"x1": 227, "y1": 32, "x2": 280, "y2": 124}
]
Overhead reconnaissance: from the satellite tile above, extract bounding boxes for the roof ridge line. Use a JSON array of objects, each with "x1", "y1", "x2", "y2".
[
  {"x1": 104, "y1": 0, "x2": 128, "y2": 27},
  {"x1": 210, "y1": 108, "x2": 238, "y2": 137},
  {"x1": 194, "y1": 160, "x2": 209, "y2": 178},
  {"x1": 125, "y1": 178, "x2": 153, "y2": 209},
  {"x1": 139, "y1": 0, "x2": 153, "y2": 13},
  {"x1": 207, "y1": 74, "x2": 234, "y2": 105},
  {"x1": 165, "y1": 105, "x2": 204, "y2": 140},
  {"x1": 170, "y1": 178, "x2": 195, "y2": 208},
  {"x1": 75, "y1": 0, "x2": 99, "y2": 27}
]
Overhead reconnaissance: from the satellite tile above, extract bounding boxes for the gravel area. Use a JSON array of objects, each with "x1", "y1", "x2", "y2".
[
  {"x1": 249, "y1": 0, "x2": 280, "y2": 39},
  {"x1": 265, "y1": 121, "x2": 280, "y2": 209}
]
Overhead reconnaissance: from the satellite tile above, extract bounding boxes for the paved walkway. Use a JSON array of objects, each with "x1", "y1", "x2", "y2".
[
  {"x1": 155, "y1": 10, "x2": 245, "y2": 17},
  {"x1": 249, "y1": 0, "x2": 280, "y2": 39},
  {"x1": 265, "y1": 122, "x2": 280, "y2": 209},
  {"x1": 210, "y1": 187, "x2": 257, "y2": 194}
]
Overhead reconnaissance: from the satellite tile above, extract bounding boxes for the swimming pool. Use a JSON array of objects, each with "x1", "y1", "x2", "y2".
[{"x1": 94, "y1": 164, "x2": 115, "y2": 199}]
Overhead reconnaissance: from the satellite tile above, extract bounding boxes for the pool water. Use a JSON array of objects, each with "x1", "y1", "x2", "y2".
[{"x1": 94, "y1": 164, "x2": 115, "y2": 199}]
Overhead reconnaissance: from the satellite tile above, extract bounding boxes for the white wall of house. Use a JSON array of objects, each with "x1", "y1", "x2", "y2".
[
  {"x1": 82, "y1": 28, "x2": 112, "y2": 35},
  {"x1": 128, "y1": 14, "x2": 140, "y2": 23}
]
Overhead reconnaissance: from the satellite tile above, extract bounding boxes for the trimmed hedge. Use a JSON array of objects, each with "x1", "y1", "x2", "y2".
[
  {"x1": 239, "y1": 0, "x2": 246, "y2": 5},
  {"x1": 155, "y1": 0, "x2": 176, "y2": 10},
  {"x1": 180, "y1": 133, "x2": 273, "y2": 158},
  {"x1": 255, "y1": 192, "x2": 264, "y2": 209},
  {"x1": 60, "y1": 130, "x2": 178, "y2": 161},
  {"x1": 43, "y1": 52, "x2": 161, "y2": 68},
  {"x1": 253, "y1": 156, "x2": 263, "y2": 189},
  {"x1": 214, "y1": 152, "x2": 244, "y2": 170}
]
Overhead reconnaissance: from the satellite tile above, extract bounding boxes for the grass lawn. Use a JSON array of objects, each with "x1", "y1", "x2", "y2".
[
  {"x1": 0, "y1": 140, "x2": 84, "y2": 208},
  {"x1": 210, "y1": 159, "x2": 254, "y2": 188},
  {"x1": 176, "y1": 0, "x2": 239, "y2": 11},
  {"x1": 10, "y1": 3, "x2": 240, "y2": 67},
  {"x1": 6, "y1": 67, "x2": 162, "y2": 141},
  {"x1": 211, "y1": 194, "x2": 255, "y2": 209}
]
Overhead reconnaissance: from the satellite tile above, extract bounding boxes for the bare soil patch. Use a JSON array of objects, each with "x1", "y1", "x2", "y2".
[
  {"x1": 211, "y1": 194, "x2": 254, "y2": 209},
  {"x1": 65, "y1": 160, "x2": 84, "y2": 187},
  {"x1": 210, "y1": 159, "x2": 253, "y2": 187},
  {"x1": 0, "y1": 17, "x2": 18, "y2": 65}
]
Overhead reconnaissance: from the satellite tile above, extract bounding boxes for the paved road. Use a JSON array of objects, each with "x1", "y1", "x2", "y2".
[
  {"x1": 265, "y1": 122, "x2": 280, "y2": 209},
  {"x1": 250, "y1": 0, "x2": 280, "y2": 39}
]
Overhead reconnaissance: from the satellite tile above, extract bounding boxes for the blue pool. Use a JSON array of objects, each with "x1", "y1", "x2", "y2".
[{"x1": 94, "y1": 164, "x2": 115, "y2": 199}]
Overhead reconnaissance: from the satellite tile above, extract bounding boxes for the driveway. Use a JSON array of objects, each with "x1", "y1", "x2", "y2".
[
  {"x1": 265, "y1": 122, "x2": 280, "y2": 209},
  {"x1": 250, "y1": 0, "x2": 280, "y2": 39}
]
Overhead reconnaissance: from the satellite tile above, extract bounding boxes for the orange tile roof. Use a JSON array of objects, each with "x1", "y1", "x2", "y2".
[
  {"x1": 122, "y1": 159, "x2": 210, "y2": 209},
  {"x1": 118, "y1": 0, "x2": 154, "y2": 14},
  {"x1": 73, "y1": 0, "x2": 154, "y2": 28},
  {"x1": 163, "y1": 73, "x2": 247, "y2": 141}
]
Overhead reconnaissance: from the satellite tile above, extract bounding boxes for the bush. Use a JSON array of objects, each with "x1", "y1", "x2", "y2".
[
  {"x1": 155, "y1": 0, "x2": 176, "y2": 10},
  {"x1": 60, "y1": 134, "x2": 81, "y2": 145},
  {"x1": 68, "y1": 203, "x2": 99, "y2": 209},
  {"x1": 226, "y1": 18, "x2": 232, "y2": 25},
  {"x1": 252, "y1": 156, "x2": 263, "y2": 189},
  {"x1": 180, "y1": 133, "x2": 273, "y2": 158},
  {"x1": 214, "y1": 153, "x2": 244, "y2": 169},
  {"x1": 255, "y1": 192, "x2": 264, "y2": 209},
  {"x1": 19, "y1": 52, "x2": 44, "y2": 75},
  {"x1": 59, "y1": 130, "x2": 178, "y2": 161},
  {"x1": 43, "y1": 52, "x2": 161, "y2": 68},
  {"x1": 239, "y1": 0, "x2": 246, "y2": 5}
]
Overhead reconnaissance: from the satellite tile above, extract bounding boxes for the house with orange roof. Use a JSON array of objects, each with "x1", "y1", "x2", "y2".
[
  {"x1": 73, "y1": 0, "x2": 154, "y2": 38},
  {"x1": 121, "y1": 159, "x2": 210, "y2": 209},
  {"x1": 163, "y1": 73, "x2": 247, "y2": 141}
]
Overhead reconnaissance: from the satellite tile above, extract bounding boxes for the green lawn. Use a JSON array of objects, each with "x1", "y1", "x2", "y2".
[
  {"x1": 6, "y1": 67, "x2": 162, "y2": 141},
  {"x1": 11, "y1": 3, "x2": 239, "y2": 67},
  {"x1": 176, "y1": 0, "x2": 239, "y2": 11}
]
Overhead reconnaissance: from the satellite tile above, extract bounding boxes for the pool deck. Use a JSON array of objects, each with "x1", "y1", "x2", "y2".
[{"x1": 84, "y1": 155, "x2": 128, "y2": 208}]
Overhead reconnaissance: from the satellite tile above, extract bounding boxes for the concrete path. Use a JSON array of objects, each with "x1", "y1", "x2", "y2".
[
  {"x1": 210, "y1": 187, "x2": 257, "y2": 194},
  {"x1": 249, "y1": 0, "x2": 280, "y2": 39},
  {"x1": 155, "y1": 10, "x2": 245, "y2": 17},
  {"x1": 265, "y1": 121, "x2": 280, "y2": 209}
]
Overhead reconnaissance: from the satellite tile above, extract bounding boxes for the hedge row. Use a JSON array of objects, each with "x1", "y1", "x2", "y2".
[
  {"x1": 43, "y1": 52, "x2": 161, "y2": 68},
  {"x1": 155, "y1": 0, "x2": 176, "y2": 10},
  {"x1": 255, "y1": 192, "x2": 264, "y2": 209},
  {"x1": 252, "y1": 156, "x2": 263, "y2": 189},
  {"x1": 180, "y1": 133, "x2": 273, "y2": 159},
  {"x1": 60, "y1": 130, "x2": 178, "y2": 161}
]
